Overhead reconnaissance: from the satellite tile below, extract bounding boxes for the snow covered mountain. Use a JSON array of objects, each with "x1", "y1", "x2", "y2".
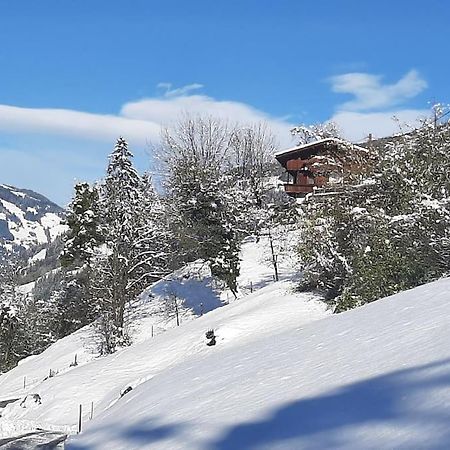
[{"x1": 0, "y1": 184, "x2": 66, "y2": 256}]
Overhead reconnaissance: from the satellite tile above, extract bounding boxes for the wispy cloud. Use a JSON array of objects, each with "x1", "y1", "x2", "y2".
[
  {"x1": 330, "y1": 70, "x2": 427, "y2": 111},
  {"x1": 157, "y1": 82, "x2": 204, "y2": 98},
  {"x1": 327, "y1": 69, "x2": 430, "y2": 141},
  {"x1": 0, "y1": 104, "x2": 160, "y2": 146},
  {"x1": 0, "y1": 85, "x2": 295, "y2": 149}
]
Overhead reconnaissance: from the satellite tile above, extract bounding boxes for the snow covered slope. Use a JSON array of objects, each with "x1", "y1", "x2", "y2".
[
  {"x1": 66, "y1": 277, "x2": 450, "y2": 450},
  {"x1": 0, "y1": 235, "x2": 326, "y2": 439},
  {"x1": 0, "y1": 184, "x2": 66, "y2": 255}
]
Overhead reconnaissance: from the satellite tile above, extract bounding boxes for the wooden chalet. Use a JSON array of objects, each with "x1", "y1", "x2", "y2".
[{"x1": 275, "y1": 138, "x2": 369, "y2": 197}]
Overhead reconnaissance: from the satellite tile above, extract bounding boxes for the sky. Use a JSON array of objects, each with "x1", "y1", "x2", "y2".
[{"x1": 0, "y1": 0, "x2": 449, "y2": 205}]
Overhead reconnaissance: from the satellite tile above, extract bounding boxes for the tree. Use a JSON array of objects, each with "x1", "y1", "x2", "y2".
[
  {"x1": 95, "y1": 138, "x2": 173, "y2": 353},
  {"x1": 229, "y1": 123, "x2": 277, "y2": 209},
  {"x1": 58, "y1": 182, "x2": 104, "y2": 337},
  {"x1": 160, "y1": 117, "x2": 241, "y2": 296},
  {"x1": 61, "y1": 182, "x2": 103, "y2": 269},
  {"x1": 94, "y1": 137, "x2": 143, "y2": 352},
  {"x1": 291, "y1": 121, "x2": 341, "y2": 145},
  {"x1": 297, "y1": 114, "x2": 450, "y2": 311},
  {"x1": 0, "y1": 258, "x2": 28, "y2": 371}
]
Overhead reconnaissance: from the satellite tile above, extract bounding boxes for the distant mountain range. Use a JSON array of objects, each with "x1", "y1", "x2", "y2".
[{"x1": 0, "y1": 184, "x2": 66, "y2": 257}]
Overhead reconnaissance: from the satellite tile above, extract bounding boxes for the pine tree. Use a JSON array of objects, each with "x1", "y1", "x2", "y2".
[
  {"x1": 0, "y1": 258, "x2": 28, "y2": 371},
  {"x1": 59, "y1": 182, "x2": 103, "y2": 336},
  {"x1": 61, "y1": 182, "x2": 103, "y2": 268},
  {"x1": 94, "y1": 137, "x2": 142, "y2": 351}
]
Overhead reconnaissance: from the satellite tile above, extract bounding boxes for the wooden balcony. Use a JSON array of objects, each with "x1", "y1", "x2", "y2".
[{"x1": 283, "y1": 184, "x2": 314, "y2": 194}]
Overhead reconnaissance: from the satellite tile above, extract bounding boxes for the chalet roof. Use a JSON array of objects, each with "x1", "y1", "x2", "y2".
[{"x1": 274, "y1": 138, "x2": 367, "y2": 164}]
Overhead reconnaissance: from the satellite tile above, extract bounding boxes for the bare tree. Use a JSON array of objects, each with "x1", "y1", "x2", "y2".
[
  {"x1": 158, "y1": 116, "x2": 241, "y2": 296},
  {"x1": 229, "y1": 123, "x2": 277, "y2": 208},
  {"x1": 291, "y1": 121, "x2": 341, "y2": 145}
]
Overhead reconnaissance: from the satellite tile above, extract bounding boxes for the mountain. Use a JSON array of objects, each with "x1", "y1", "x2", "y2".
[{"x1": 0, "y1": 184, "x2": 66, "y2": 258}]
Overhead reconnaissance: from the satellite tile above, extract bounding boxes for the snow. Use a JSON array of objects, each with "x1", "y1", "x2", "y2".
[
  {"x1": 0, "y1": 235, "x2": 327, "y2": 439},
  {"x1": 17, "y1": 281, "x2": 35, "y2": 295},
  {"x1": 274, "y1": 138, "x2": 367, "y2": 158},
  {"x1": 30, "y1": 249, "x2": 47, "y2": 263},
  {"x1": 67, "y1": 277, "x2": 450, "y2": 450},
  {"x1": 0, "y1": 189, "x2": 66, "y2": 250},
  {"x1": 41, "y1": 212, "x2": 67, "y2": 240},
  {"x1": 4, "y1": 233, "x2": 450, "y2": 449},
  {"x1": 0, "y1": 199, "x2": 49, "y2": 248}
]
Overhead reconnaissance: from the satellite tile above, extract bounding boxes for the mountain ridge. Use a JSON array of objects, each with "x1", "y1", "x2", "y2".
[{"x1": 0, "y1": 183, "x2": 66, "y2": 258}]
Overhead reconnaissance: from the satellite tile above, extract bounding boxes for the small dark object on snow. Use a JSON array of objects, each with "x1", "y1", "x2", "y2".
[
  {"x1": 205, "y1": 329, "x2": 216, "y2": 346},
  {"x1": 120, "y1": 386, "x2": 133, "y2": 398},
  {"x1": 20, "y1": 393, "x2": 42, "y2": 408},
  {"x1": 70, "y1": 354, "x2": 78, "y2": 367}
]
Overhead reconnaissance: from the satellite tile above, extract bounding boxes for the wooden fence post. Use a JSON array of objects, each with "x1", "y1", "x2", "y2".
[{"x1": 78, "y1": 404, "x2": 82, "y2": 433}]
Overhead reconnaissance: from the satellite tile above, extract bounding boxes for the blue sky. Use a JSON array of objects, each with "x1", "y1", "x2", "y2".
[{"x1": 0, "y1": 0, "x2": 448, "y2": 205}]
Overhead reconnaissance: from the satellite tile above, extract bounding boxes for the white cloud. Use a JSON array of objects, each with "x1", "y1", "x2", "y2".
[
  {"x1": 0, "y1": 88, "x2": 296, "y2": 149},
  {"x1": 331, "y1": 109, "x2": 430, "y2": 142},
  {"x1": 121, "y1": 94, "x2": 295, "y2": 147},
  {"x1": 327, "y1": 69, "x2": 430, "y2": 141},
  {"x1": 330, "y1": 70, "x2": 427, "y2": 111},
  {"x1": 0, "y1": 104, "x2": 160, "y2": 146}
]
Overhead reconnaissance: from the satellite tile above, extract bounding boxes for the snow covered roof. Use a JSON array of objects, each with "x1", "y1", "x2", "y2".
[{"x1": 274, "y1": 138, "x2": 368, "y2": 161}]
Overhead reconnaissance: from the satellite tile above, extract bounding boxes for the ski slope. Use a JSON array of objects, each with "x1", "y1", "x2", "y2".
[{"x1": 67, "y1": 277, "x2": 450, "y2": 450}]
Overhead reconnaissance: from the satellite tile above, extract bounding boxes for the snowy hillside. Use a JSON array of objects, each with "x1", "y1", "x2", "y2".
[
  {"x1": 0, "y1": 235, "x2": 328, "y2": 439},
  {"x1": 0, "y1": 184, "x2": 66, "y2": 255},
  {"x1": 67, "y1": 277, "x2": 450, "y2": 450},
  {"x1": 4, "y1": 233, "x2": 450, "y2": 449}
]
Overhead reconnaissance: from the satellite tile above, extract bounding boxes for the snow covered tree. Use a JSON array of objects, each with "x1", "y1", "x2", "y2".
[
  {"x1": 94, "y1": 137, "x2": 143, "y2": 352},
  {"x1": 59, "y1": 182, "x2": 104, "y2": 337},
  {"x1": 229, "y1": 123, "x2": 278, "y2": 209},
  {"x1": 0, "y1": 303, "x2": 19, "y2": 371},
  {"x1": 298, "y1": 113, "x2": 450, "y2": 311},
  {"x1": 0, "y1": 258, "x2": 29, "y2": 371},
  {"x1": 61, "y1": 182, "x2": 103, "y2": 268},
  {"x1": 94, "y1": 138, "x2": 173, "y2": 353},
  {"x1": 160, "y1": 117, "x2": 241, "y2": 296},
  {"x1": 291, "y1": 121, "x2": 341, "y2": 145}
]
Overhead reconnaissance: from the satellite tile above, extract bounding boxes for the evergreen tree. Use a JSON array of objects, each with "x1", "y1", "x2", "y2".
[
  {"x1": 59, "y1": 182, "x2": 103, "y2": 336},
  {"x1": 95, "y1": 138, "x2": 173, "y2": 353},
  {"x1": 95, "y1": 137, "x2": 142, "y2": 351},
  {"x1": 0, "y1": 258, "x2": 29, "y2": 371},
  {"x1": 61, "y1": 182, "x2": 103, "y2": 268}
]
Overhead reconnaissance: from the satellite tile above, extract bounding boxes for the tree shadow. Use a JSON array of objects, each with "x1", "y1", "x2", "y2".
[
  {"x1": 66, "y1": 417, "x2": 186, "y2": 449},
  {"x1": 121, "y1": 419, "x2": 184, "y2": 444},
  {"x1": 212, "y1": 358, "x2": 450, "y2": 449}
]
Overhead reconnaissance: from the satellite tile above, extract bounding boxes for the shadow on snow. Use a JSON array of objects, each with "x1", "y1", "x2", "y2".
[{"x1": 211, "y1": 358, "x2": 450, "y2": 449}]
